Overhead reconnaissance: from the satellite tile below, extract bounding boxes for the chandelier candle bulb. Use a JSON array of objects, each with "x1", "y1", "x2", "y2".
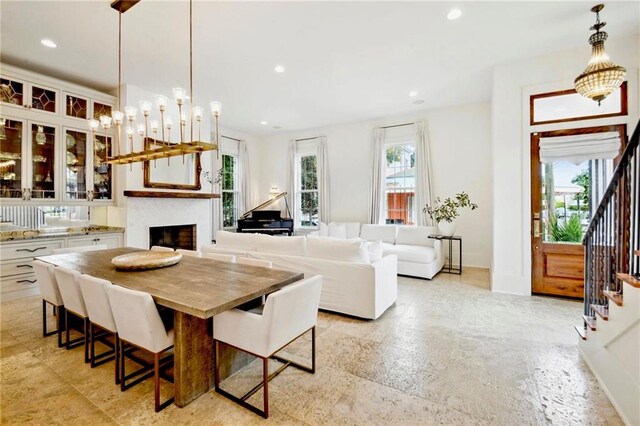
[
  {"x1": 112, "y1": 111, "x2": 124, "y2": 156},
  {"x1": 172, "y1": 88, "x2": 186, "y2": 106}
]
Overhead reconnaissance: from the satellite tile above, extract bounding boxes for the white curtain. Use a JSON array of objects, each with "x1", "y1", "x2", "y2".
[
  {"x1": 368, "y1": 128, "x2": 385, "y2": 224},
  {"x1": 238, "y1": 140, "x2": 252, "y2": 216},
  {"x1": 317, "y1": 136, "x2": 330, "y2": 224},
  {"x1": 212, "y1": 153, "x2": 224, "y2": 235},
  {"x1": 414, "y1": 121, "x2": 433, "y2": 226},
  {"x1": 539, "y1": 132, "x2": 621, "y2": 164},
  {"x1": 286, "y1": 140, "x2": 297, "y2": 225}
]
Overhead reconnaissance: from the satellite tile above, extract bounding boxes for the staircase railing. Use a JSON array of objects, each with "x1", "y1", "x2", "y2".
[{"x1": 583, "y1": 118, "x2": 640, "y2": 317}]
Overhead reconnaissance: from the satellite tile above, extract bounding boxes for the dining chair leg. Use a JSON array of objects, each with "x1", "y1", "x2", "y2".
[
  {"x1": 56, "y1": 306, "x2": 64, "y2": 348},
  {"x1": 214, "y1": 340, "x2": 220, "y2": 389},
  {"x1": 263, "y1": 357, "x2": 269, "y2": 419},
  {"x1": 119, "y1": 340, "x2": 126, "y2": 392},
  {"x1": 64, "y1": 310, "x2": 70, "y2": 350},
  {"x1": 84, "y1": 318, "x2": 90, "y2": 364},
  {"x1": 89, "y1": 323, "x2": 95, "y2": 366},
  {"x1": 115, "y1": 334, "x2": 120, "y2": 385},
  {"x1": 154, "y1": 352, "x2": 160, "y2": 412},
  {"x1": 311, "y1": 326, "x2": 316, "y2": 374},
  {"x1": 42, "y1": 300, "x2": 47, "y2": 337}
]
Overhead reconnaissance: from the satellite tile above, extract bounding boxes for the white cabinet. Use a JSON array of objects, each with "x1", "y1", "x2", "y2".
[
  {"x1": 0, "y1": 64, "x2": 115, "y2": 205},
  {"x1": 0, "y1": 239, "x2": 65, "y2": 301},
  {"x1": 67, "y1": 233, "x2": 122, "y2": 249}
]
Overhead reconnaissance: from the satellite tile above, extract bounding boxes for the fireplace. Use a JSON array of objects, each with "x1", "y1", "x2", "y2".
[{"x1": 149, "y1": 224, "x2": 197, "y2": 250}]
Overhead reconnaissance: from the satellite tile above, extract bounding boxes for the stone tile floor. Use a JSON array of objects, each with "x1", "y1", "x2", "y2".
[{"x1": 0, "y1": 268, "x2": 622, "y2": 425}]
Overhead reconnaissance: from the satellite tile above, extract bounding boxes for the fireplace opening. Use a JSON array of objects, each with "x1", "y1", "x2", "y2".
[{"x1": 149, "y1": 224, "x2": 197, "y2": 250}]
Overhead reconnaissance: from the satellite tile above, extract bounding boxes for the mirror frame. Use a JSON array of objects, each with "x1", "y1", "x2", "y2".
[{"x1": 143, "y1": 138, "x2": 202, "y2": 190}]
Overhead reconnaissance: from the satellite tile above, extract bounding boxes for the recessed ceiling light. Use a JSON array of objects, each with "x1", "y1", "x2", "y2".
[
  {"x1": 447, "y1": 8, "x2": 462, "y2": 20},
  {"x1": 274, "y1": 65, "x2": 285, "y2": 73},
  {"x1": 260, "y1": 121, "x2": 268, "y2": 125},
  {"x1": 409, "y1": 91, "x2": 418, "y2": 97},
  {"x1": 41, "y1": 39, "x2": 57, "y2": 48},
  {"x1": 413, "y1": 100, "x2": 425, "y2": 105}
]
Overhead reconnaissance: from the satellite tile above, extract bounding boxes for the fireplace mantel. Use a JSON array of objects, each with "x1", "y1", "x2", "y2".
[{"x1": 124, "y1": 190, "x2": 220, "y2": 199}]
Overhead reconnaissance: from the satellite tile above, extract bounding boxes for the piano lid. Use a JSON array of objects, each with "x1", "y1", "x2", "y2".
[{"x1": 240, "y1": 192, "x2": 291, "y2": 219}]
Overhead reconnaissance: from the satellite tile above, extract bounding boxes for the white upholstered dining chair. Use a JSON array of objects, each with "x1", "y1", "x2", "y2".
[
  {"x1": 106, "y1": 285, "x2": 174, "y2": 412},
  {"x1": 33, "y1": 260, "x2": 65, "y2": 347},
  {"x1": 203, "y1": 252, "x2": 236, "y2": 263},
  {"x1": 176, "y1": 248, "x2": 201, "y2": 257},
  {"x1": 213, "y1": 275, "x2": 323, "y2": 418},
  {"x1": 51, "y1": 244, "x2": 108, "y2": 254},
  {"x1": 78, "y1": 274, "x2": 119, "y2": 383},
  {"x1": 54, "y1": 266, "x2": 90, "y2": 362},
  {"x1": 236, "y1": 257, "x2": 273, "y2": 268},
  {"x1": 150, "y1": 246, "x2": 174, "y2": 252}
]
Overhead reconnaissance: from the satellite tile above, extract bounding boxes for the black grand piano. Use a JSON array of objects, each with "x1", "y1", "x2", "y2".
[{"x1": 236, "y1": 192, "x2": 294, "y2": 236}]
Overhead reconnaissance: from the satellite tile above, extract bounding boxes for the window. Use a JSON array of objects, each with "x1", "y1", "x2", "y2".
[
  {"x1": 296, "y1": 154, "x2": 319, "y2": 228},
  {"x1": 221, "y1": 154, "x2": 239, "y2": 228},
  {"x1": 384, "y1": 142, "x2": 416, "y2": 225}
]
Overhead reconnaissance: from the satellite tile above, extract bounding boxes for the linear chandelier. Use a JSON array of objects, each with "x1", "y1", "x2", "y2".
[
  {"x1": 94, "y1": 0, "x2": 220, "y2": 166},
  {"x1": 574, "y1": 4, "x2": 626, "y2": 105}
]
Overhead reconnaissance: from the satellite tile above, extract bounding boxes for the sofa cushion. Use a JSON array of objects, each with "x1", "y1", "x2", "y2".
[
  {"x1": 367, "y1": 240, "x2": 383, "y2": 263},
  {"x1": 344, "y1": 222, "x2": 362, "y2": 239},
  {"x1": 328, "y1": 222, "x2": 347, "y2": 239},
  {"x1": 360, "y1": 225, "x2": 397, "y2": 244},
  {"x1": 383, "y1": 244, "x2": 436, "y2": 263},
  {"x1": 396, "y1": 226, "x2": 437, "y2": 247},
  {"x1": 216, "y1": 230, "x2": 258, "y2": 251},
  {"x1": 256, "y1": 234, "x2": 306, "y2": 256},
  {"x1": 307, "y1": 236, "x2": 370, "y2": 263},
  {"x1": 319, "y1": 222, "x2": 329, "y2": 237}
]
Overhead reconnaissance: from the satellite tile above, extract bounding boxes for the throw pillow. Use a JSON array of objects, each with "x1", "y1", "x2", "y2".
[
  {"x1": 328, "y1": 222, "x2": 347, "y2": 239},
  {"x1": 367, "y1": 240, "x2": 384, "y2": 262}
]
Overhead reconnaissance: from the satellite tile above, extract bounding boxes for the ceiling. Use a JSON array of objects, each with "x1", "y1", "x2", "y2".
[{"x1": 1, "y1": 1, "x2": 639, "y2": 135}]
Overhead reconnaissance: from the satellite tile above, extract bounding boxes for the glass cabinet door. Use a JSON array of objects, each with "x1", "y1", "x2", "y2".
[
  {"x1": 30, "y1": 123, "x2": 56, "y2": 199},
  {"x1": 93, "y1": 134, "x2": 112, "y2": 200},
  {"x1": 93, "y1": 102, "x2": 112, "y2": 120},
  {"x1": 0, "y1": 77, "x2": 24, "y2": 107},
  {"x1": 0, "y1": 118, "x2": 24, "y2": 199},
  {"x1": 64, "y1": 129, "x2": 88, "y2": 200},
  {"x1": 65, "y1": 94, "x2": 88, "y2": 120},
  {"x1": 30, "y1": 84, "x2": 57, "y2": 114}
]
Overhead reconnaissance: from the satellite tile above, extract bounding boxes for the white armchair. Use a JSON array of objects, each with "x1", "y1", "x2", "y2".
[{"x1": 213, "y1": 275, "x2": 323, "y2": 418}]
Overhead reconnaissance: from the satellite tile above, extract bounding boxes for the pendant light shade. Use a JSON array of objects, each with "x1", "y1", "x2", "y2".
[{"x1": 574, "y1": 4, "x2": 626, "y2": 105}]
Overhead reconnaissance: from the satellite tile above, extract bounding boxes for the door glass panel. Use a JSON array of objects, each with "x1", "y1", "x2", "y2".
[
  {"x1": 31, "y1": 124, "x2": 56, "y2": 199},
  {"x1": 64, "y1": 130, "x2": 87, "y2": 199},
  {"x1": 65, "y1": 95, "x2": 87, "y2": 119},
  {"x1": 31, "y1": 86, "x2": 57, "y2": 113},
  {"x1": 0, "y1": 78, "x2": 24, "y2": 106},
  {"x1": 93, "y1": 135, "x2": 112, "y2": 200},
  {"x1": 0, "y1": 118, "x2": 24, "y2": 198},
  {"x1": 93, "y1": 102, "x2": 112, "y2": 120},
  {"x1": 541, "y1": 159, "x2": 613, "y2": 243}
]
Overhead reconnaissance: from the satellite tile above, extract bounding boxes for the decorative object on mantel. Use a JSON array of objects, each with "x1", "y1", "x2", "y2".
[
  {"x1": 112, "y1": 250, "x2": 182, "y2": 271},
  {"x1": 100, "y1": 0, "x2": 221, "y2": 166},
  {"x1": 123, "y1": 190, "x2": 220, "y2": 199},
  {"x1": 423, "y1": 192, "x2": 478, "y2": 237},
  {"x1": 574, "y1": 4, "x2": 626, "y2": 105}
]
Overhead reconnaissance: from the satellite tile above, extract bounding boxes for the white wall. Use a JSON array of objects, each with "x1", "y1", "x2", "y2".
[
  {"x1": 491, "y1": 35, "x2": 639, "y2": 296},
  {"x1": 257, "y1": 102, "x2": 493, "y2": 268}
]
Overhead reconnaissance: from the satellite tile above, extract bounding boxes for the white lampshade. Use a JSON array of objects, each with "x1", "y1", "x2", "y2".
[
  {"x1": 126, "y1": 125, "x2": 134, "y2": 136},
  {"x1": 124, "y1": 105, "x2": 137, "y2": 120},
  {"x1": 139, "y1": 100, "x2": 153, "y2": 115},
  {"x1": 87, "y1": 118, "x2": 100, "y2": 131},
  {"x1": 172, "y1": 87, "x2": 186, "y2": 103},
  {"x1": 180, "y1": 112, "x2": 187, "y2": 123},
  {"x1": 155, "y1": 95, "x2": 169, "y2": 110},
  {"x1": 192, "y1": 106, "x2": 203, "y2": 120},
  {"x1": 210, "y1": 101, "x2": 222, "y2": 115},
  {"x1": 150, "y1": 120, "x2": 159, "y2": 132},
  {"x1": 165, "y1": 116, "x2": 173, "y2": 128},
  {"x1": 137, "y1": 123, "x2": 146, "y2": 135},
  {"x1": 112, "y1": 110, "x2": 124, "y2": 124},
  {"x1": 99, "y1": 115, "x2": 112, "y2": 128}
]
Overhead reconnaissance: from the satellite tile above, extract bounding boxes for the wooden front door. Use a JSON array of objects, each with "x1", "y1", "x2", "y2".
[{"x1": 531, "y1": 125, "x2": 626, "y2": 298}]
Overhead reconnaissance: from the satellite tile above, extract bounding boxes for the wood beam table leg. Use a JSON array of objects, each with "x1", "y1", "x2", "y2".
[{"x1": 173, "y1": 311, "x2": 214, "y2": 407}]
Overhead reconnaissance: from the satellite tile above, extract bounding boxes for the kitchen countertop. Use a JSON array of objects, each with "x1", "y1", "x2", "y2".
[{"x1": 0, "y1": 226, "x2": 125, "y2": 242}]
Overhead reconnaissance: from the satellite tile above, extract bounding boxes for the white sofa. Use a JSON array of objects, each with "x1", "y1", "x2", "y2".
[
  {"x1": 313, "y1": 222, "x2": 444, "y2": 279},
  {"x1": 202, "y1": 231, "x2": 398, "y2": 320}
]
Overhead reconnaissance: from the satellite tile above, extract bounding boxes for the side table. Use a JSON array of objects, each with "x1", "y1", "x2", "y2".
[{"x1": 428, "y1": 235, "x2": 462, "y2": 275}]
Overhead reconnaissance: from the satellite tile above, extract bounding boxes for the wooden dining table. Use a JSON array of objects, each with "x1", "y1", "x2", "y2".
[{"x1": 37, "y1": 247, "x2": 304, "y2": 407}]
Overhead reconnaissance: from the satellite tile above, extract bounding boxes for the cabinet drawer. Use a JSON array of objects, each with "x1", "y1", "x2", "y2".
[
  {"x1": 0, "y1": 240, "x2": 64, "y2": 260},
  {"x1": 0, "y1": 258, "x2": 36, "y2": 278},
  {"x1": 1, "y1": 273, "x2": 38, "y2": 294}
]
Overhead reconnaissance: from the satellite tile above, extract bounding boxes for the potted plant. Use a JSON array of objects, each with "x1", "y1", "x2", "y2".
[{"x1": 423, "y1": 192, "x2": 478, "y2": 236}]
